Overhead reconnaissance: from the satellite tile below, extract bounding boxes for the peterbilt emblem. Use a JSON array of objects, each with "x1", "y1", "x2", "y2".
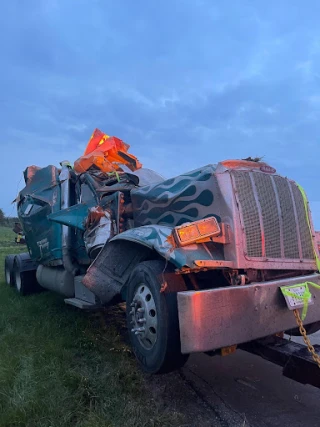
[{"x1": 260, "y1": 165, "x2": 276, "y2": 174}]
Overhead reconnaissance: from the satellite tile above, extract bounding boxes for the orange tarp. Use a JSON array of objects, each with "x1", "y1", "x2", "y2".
[{"x1": 74, "y1": 128, "x2": 142, "y2": 174}]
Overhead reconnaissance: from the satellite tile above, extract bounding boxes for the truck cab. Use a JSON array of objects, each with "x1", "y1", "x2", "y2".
[{"x1": 6, "y1": 151, "x2": 320, "y2": 376}]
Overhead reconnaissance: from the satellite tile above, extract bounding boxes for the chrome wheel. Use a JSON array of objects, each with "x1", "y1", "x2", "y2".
[
  {"x1": 129, "y1": 284, "x2": 158, "y2": 350},
  {"x1": 126, "y1": 261, "x2": 189, "y2": 373}
]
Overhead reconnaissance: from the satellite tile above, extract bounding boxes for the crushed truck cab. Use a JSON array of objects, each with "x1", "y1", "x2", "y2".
[{"x1": 5, "y1": 129, "x2": 320, "y2": 380}]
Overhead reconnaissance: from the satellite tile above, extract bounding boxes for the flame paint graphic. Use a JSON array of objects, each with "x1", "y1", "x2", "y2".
[{"x1": 131, "y1": 166, "x2": 221, "y2": 227}]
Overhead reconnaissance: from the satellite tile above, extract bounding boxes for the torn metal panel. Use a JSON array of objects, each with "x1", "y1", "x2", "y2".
[
  {"x1": 74, "y1": 129, "x2": 142, "y2": 174},
  {"x1": 82, "y1": 240, "x2": 151, "y2": 304},
  {"x1": 48, "y1": 203, "x2": 92, "y2": 231},
  {"x1": 84, "y1": 206, "x2": 115, "y2": 259}
]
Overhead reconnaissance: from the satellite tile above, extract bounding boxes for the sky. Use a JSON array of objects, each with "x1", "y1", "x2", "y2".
[{"x1": 1, "y1": 0, "x2": 320, "y2": 227}]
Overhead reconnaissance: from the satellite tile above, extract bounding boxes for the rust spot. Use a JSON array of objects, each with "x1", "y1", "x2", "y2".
[
  {"x1": 85, "y1": 206, "x2": 111, "y2": 229},
  {"x1": 221, "y1": 159, "x2": 266, "y2": 169},
  {"x1": 221, "y1": 345, "x2": 237, "y2": 356},
  {"x1": 159, "y1": 272, "x2": 188, "y2": 293},
  {"x1": 275, "y1": 331, "x2": 284, "y2": 338},
  {"x1": 160, "y1": 281, "x2": 168, "y2": 293},
  {"x1": 166, "y1": 233, "x2": 176, "y2": 248}
]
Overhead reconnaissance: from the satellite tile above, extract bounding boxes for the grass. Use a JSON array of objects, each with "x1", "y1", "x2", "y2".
[{"x1": 0, "y1": 226, "x2": 186, "y2": 427}]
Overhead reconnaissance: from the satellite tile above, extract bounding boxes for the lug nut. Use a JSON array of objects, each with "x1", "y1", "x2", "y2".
[
  {"x1": 132, "y1": 327, "x2": 145, "y2": 332},
  {"x1": 134, "y1": 328, "x2": 145, "y2": 335}
]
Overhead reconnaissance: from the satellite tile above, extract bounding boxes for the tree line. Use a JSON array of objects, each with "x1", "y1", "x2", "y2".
[{"x1": 0, "y1": 208, "x2": 19, "y2": 227}]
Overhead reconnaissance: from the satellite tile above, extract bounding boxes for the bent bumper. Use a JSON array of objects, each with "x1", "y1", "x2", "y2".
[{"x1": 177, "y1": 273, "x2": 320, "y2": 354}]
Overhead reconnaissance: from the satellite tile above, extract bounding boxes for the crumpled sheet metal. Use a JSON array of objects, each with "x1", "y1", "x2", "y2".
[
  {"x1": 82, "y1": 240, "x2": 151, "y2": 304},
  {"x1": 83, "y1": 206, "x2": 114, "y2": 259},
  {"x1": 74, "y1": 128, "x2": 142, "y2": 174}
]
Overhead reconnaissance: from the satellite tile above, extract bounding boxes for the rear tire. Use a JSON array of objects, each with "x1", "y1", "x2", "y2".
[
  {"x1": 5, "y1": 255, "x2": 16, "y2": 286},
  {"x1": 12, "y1": 254, "x2": 39, "y2": 296},
  {"x1": 126, "y1": 260, "x2": 189, "y2": 374}
]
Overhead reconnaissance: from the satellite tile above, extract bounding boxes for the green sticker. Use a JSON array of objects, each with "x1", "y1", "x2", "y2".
[{"x1": 281, "y1": 281, "x2": 320, "y2": 320}]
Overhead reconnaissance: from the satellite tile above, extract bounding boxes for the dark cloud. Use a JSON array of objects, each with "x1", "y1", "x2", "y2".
[{"x1": 0, "y1": 0, "x2": 320, "y2": 226}]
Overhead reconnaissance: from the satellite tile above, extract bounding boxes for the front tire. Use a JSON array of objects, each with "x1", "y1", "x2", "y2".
[{"x1": 126, "y1": 260, "x2": 189, "y2": 374}]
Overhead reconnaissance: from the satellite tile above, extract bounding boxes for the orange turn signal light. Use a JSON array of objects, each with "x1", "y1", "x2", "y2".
[{"x1": 174, "y1": 217, "x2": 221, "y2": 246}]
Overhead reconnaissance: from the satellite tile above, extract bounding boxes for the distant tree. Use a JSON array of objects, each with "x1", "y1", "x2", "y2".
[
  {"x1": 0, "y1": 208, "x2": 5, "y2": 225},
  {"x1": 4, "y1": 216, "x2": 19, "y2": 227}
]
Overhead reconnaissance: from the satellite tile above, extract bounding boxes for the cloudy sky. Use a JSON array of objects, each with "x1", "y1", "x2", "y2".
[{"x1": 1, "y1": 0, "x2": 320, "y2": 227}]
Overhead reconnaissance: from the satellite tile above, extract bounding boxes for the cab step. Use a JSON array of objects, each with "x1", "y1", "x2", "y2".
[
  {"x1": 64, "y1": 298, "x2": 100, "y2": 310},
  {"x1": 64, "y1": 275, "x2": 101, "y2": 310}
]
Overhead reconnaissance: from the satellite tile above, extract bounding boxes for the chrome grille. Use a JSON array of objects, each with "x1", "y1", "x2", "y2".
[
  {"x1": 274, "y1": 176, "x2": 300, "y2": 259},
  {"x1": 290, "y1": 182, "x2": 314, "y2": 259},
  {"x1": 233, "y1": 172, "x2": 262, "y2": 257},
  {"x1": 254, "y1": 173, "x2": 281, "y2": 258},
  {"x1": 232, "y1": 171, "x2": 314, "y2": 260}
]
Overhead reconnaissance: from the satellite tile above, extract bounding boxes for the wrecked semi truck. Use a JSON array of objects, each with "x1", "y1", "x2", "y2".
[{"x1": 4, "y1": 129, "x2": 320, "y2": 380}]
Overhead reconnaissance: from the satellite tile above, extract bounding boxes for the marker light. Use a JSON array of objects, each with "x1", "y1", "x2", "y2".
[{"x1": 174, "y1": 217, "x2": 221, "y2": 246}]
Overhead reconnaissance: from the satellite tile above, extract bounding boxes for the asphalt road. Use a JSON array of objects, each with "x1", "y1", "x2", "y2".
[
  {"x1": 110, "y1": 304, "x2": 320, "y2": 426},
  {"x1": 180, "y1": 332, "x2": 320, "y2": 427}
]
